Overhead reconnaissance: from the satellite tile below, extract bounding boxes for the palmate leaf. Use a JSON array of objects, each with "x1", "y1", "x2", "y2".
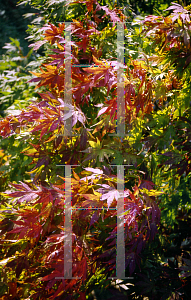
[
  {"x1": 165, "y1": 2, "x2": 189, "y2": 15},
  {"x1": 84, "y1": 167, "x2": 103, "y2": 174},
  {"x1": 100, "y1": 189, "x2": 119, "y2": 208},
  {"x1": 95, "y1": 2, "x2": 126, "y2": 25},
  {"x1": 30, "y1": 64, "x2": 65, "y2": 91},
  {"x1": 0, "y1": 95, "x2": 86, "y2": 142}
]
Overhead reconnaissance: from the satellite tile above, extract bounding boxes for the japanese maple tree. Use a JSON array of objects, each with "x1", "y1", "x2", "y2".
[{"x1": 0, "y1": 1, "x2": 190, "y2": 299}]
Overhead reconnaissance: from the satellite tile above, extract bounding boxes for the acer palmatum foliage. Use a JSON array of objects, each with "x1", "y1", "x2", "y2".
[{"x1": 0, "y1": 0, "x2": 165, "y2": 299}]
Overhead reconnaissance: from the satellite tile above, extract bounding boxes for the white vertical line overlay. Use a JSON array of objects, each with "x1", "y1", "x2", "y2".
[
  {"x1": 116, "y1": 165, "x2": 125, "y2": 278},
  {"x1": 64, "y1": 22, "x2": 72, "y2": 137},
  {"x1": 117, "y1": 22, "x2": 125, "y2": 138},
  {"x1": 64, "y1": 165, "x2": 72, "y2": 278},
  {"x1": 55, "y1": 165, "x2": 81, "y2": 280},
  {"x1": 109, "y1": 165, "x2": 134, "y2": 280}
]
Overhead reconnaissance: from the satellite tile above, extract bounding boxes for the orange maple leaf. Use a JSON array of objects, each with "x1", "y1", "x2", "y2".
[{"x1": 44, "y1": 23, "x2": 65, "y2": 45}]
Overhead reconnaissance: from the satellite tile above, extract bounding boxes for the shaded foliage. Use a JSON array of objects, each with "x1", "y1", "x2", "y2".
[{"x1": 0, "y1": 0, "x2": 39, "y2": 56}]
